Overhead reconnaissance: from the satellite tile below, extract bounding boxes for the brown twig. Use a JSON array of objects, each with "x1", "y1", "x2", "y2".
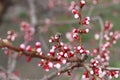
[
  {"x1": 40, "y1": 63, "x2": 80, "y2": 80},
  {"x1": 79, "y1": 7, "x2": 83, "y2": 47},
  {"x1": 105, "y1": 67, "x2": 120, "y2": 71},
  {"x1": 0, "y1": 39, "x2": 83, "y2": 62}
]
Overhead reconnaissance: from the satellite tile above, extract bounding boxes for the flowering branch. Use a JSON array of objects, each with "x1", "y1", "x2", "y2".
[
  {"x1": 0, "y1": 39, "x2": 84, "y2": 62},
  {"x1": 0, "y1": 0, "x2": 120, "y2": 80}
]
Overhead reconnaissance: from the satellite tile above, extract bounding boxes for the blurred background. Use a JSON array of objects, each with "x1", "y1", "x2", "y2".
[{"x1": 0, "y1": 0, "x2": 120, "y2": 80}]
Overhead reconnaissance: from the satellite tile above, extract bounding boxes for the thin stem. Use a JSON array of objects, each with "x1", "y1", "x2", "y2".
[
  {"x1": 79, "y1": 6, "x2": 83, "y2": 47},
  {"x1": 105, "y1": 67, "x2": 120, "y2": 71},
  {"x1": 28, "y1": 0, "x2": 37, "y2": 26},
  {"x1": 40, "y1": 63, "x2": 79, "y2": 80}
]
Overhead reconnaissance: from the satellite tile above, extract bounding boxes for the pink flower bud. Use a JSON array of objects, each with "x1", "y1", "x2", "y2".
[
  {"x1": 20, "y1": 44, "x2": 25, "y2": 51},
  {"x1": 54, "y1": 63, "x2": 61, "y2": 69},
  {"x1": 49, "y1": 49, "x2": 55, "y2": 56},
  {"x1": 57, "y1": 71, "x2": 61, "y2": 76},
  {"x1": 26, "y1": 57, "x2": 32, "y2": 62},
  {"x1": 80, "y1": 0, "x2": 85, "y2": 8},
  {"x1": 48, "y1": 62, "x2": 53, "y2": 68},
  {"x1": 26, "y1": 45, "x2": 32, "y2": 52},
  {"x1": 35, "y1": 42, "x2": 41, "y2": 48},
  {"x1": 36, "y1": 48, "x2": 41, "y2": 53},
  {"x1": 38, "y1": 61, "x2": 43, "y2": 67},
  {"x1": 74, "y1": 13, "x2": 80, "y2": 19},
  {"x1": 83, "y1": 29, "x2": 89, "y2": 34},
  {"x1": 82, "y1": 71, "x2": 89, "y2": 79},
  {"x1": 43, "y1": 64, "x2": 50, "y2": 72},
  {"x1": 61, "y1": 59, "x2": 67, "y2": 64},
  {"x1": 73, "y1": 33, "x2": 79, "y2": 39},
  {"x1": 72, "y1": 9, "x2": 77, "y2": 14},
  {"x1": 72, "y1": 28, "x2": 79, "y2": 33}
]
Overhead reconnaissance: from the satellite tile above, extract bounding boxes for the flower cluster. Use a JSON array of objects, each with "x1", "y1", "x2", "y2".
[
  {"x1": 38, "y1": 34, "x2": 74, "y2": 72},
  {"x1": 82, "y1": 59, "x2": 119, "y2": 79},
  {"x1": 88, "y1": 20, "x2": 120, "y2": 79},
  {"x1": 7, "y1": 30, "x2": 17, "y2": 42},
  {"x1": 74, "y1": 46, "x2": 90, "y2": 55},
  {"x1": 108, "y1": 70, "x2": 119, "y2": 79},
  {"x1": 69, "y1": 0, "x2": 90, "y2": 42},
  {"x1": 71, "y1": 0, "x2": 86, "y2": 19},
  {"x1": 20, "y1": 21, "x2": 35, "y2": 43},
  {"x1": 1, "y1": 31, "x2": 17, "y2": 55},
  {"x1": 72, "y1": 28, "x2": 89, "y2": 40},
  {"x1": 19, "y1": 42, "x2": 42, "y2": 62},
  {"x1": 68, "y1": 1, "x2": 78, "y2": 11}
]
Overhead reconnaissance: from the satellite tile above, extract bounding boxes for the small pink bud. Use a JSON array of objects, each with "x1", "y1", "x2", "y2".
[
  {"x1": 35, "y1": 42, "x2": 41, "y2": 48},
  {"x1": 54, "y1": 63, "x2": 61, "y2": 69},
  {"x1": 57, "y1": 71, "x2": 61, "y2": 76},
  {"x1": 4, "y1": 50, "x2": 11, "y2": 55},
  {"x1": 82, "y1": 71, "x2": 89, "y2": 78},
  {"x1": 26, "y1": 57, "x2": 32, "y2": 62},
  {"x1": 80, "y1": 0, "x2": 85, "y2": 8},
  {"x1": 83, "y1": 17, "x2": 90, "y2": 25},
  {"x1": 94, "y1": 33, "x2": 100, "y2": 40},
  {"x1": 38, "y1": 61, "x2": 43, "y2": 67},
  {"x1": 64, "y1": 53, "x2": 68, "y2": 58},
  {"x1": 74, "y1": 13, "x2": 80, "y2": 19},
  {"x1": 60, "y1": 42, "x2": 64, "y2": 46},
  {"x1": 72, "y1": 9, "x2": 77, "y2": 14},
  {"x1": 83, "y1": 29, "x2": 89, "y2": 33},
  {"x1": 20, "y1": 44, "x2": 25, "y2": 51},
  {"x1": 36, "y1": 48, "x2": 41, "y2": 53},
  {"x1": 68, "y1": 51, "x2": 74, "y2": 57},
  {"x1": 80, "y1": 49, "x2": 84, "y2": 53},
  {"x1": 43, "y1": 64, "x2": 50, "y2": 72},
  {"x1": 61, "y1": 59, "x2": 67, "y2": 64},
  {"x1": 26, "y1": 45, "x2": 32, "y2": 52},
  {"x1": 49, "y1": 49, "x2": 55, "y2": 56},
  {"x1": 7, "y1": 31, "x2": 13, "y2": 35},
  {"x1": 72, "y1": 28, "x2": 79, "y2": 33},
  {"x1": 73, "y1": 33, "x2": 79, "y2": 39},
  {"x1": 49, "y1": 39, "x2": 53, "y2": 43},
  {"x1": 48, "y1": 62, "x2": 53, "y2": 68}
]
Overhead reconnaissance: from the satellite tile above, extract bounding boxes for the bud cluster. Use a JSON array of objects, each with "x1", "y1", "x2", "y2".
[
  {"x1": 70, "y1": 0, "x2": 90, "y2": 41},
  {"x1": 1, "y1": 31, "x2": 17, "y2": 56},
  {"x1": 71, "y1": 0, "x2": 86, "y2": 19},
  {"x1": 74, "y1": 46, "x2": 90, "y2": 55},
  {"x1": 108, "y1": 70, "x2": 119, "y2": 79},
  {"x1": 81, "y1": 58, "x2": 119, "y2": 79},
  {"x1": 72, "y1": 28, "x2": 89, "y2": 40},
  {"x1": 68, "y1": 1, "x2": 78, "y2": 11},
  {"x1": 7, "y1": 30, "x2": 17, "y2": 42},
  {"x1": 38, "y1": 34, "x2": 72, "y2": 71},
  {"x1": 19, "y1": 42, "x2": 42, "y2": 62},
  {"x1": 89, "y1": 20, "x2": 120, "y2": 79},
  {"x1": 37, "y1": 33, "x2": 89, "y2": 73},
  {"x1": 71, "y1": 0, "x2": 90, "y2": 25},
  {"x1": 20, "y1": 21, "x2": 34, "y2": 43}
]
